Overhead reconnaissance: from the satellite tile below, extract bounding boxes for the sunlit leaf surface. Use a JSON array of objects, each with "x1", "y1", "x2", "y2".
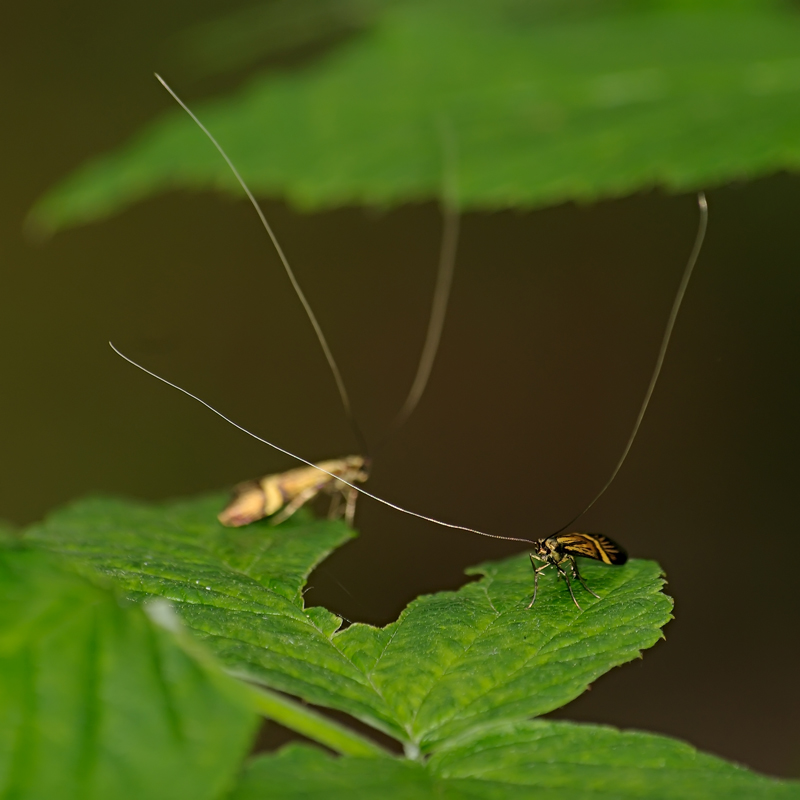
[
  {"x1": 26, "y1": 495, "x2": 671, "y2": 751},
  {"x1": 0, "y1": 544, "x2": 257, "y2": 800}
]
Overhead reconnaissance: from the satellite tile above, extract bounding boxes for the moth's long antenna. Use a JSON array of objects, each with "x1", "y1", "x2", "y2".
[
  {"x1": 386, "y1": 118, "x2": 460, "y2": 437},
  {"x1": 553, "y1": 192, "x2": 708, "y2": 535},
  {"x1": 110, "y1": 342, "x2": 534, "y2": 545},
  {"x1": 154, "y1": 73, "x2": 369, "y2": 458}
]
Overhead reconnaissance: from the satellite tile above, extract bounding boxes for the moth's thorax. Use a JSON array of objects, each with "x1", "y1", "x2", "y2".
[{"x1": 314, "y1": 455, "x2": 369, "y2": 484}]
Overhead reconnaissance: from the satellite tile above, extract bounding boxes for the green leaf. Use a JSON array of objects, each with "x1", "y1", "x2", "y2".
[
  {"x1": 242, "y1": 681, "x2": 389, "y2": 758},
  {"x1": 0, "y1": 521, "x2": 19, "y2": 544},
  {"x1": 172, "y1": 0, "x2": 381, "y2": 80},
  {"x1": 30, "y1": 0, "x2": 800, "y2": 233},
  {"x1": 0, "y1": 544, "x2": 257, "y2": 800},
  {"x1": 26, "y1": 495, "x2": 671, "y2": 753},
  {"x1": 232, "y1": 721, "x2": 800, "y2": 799}
]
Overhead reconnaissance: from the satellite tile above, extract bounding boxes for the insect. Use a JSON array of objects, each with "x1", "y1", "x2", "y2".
[
  {"x1": 218, "y1": 456, "x2": 369, "y2": 528},
  {"x1": 528, "y1": 533, "x2": 628, "y2": 609},
  {"x1": 112, "y1": 76, "x2": 708, "y2": 609},
  {"x1": 151, "y1": 75, "x2": 460, "y2": 531}
]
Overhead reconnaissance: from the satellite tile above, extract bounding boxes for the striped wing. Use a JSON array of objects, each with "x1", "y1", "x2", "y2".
[{"x1": 557, "y1": 533, "x2": 628, "y2": 565}]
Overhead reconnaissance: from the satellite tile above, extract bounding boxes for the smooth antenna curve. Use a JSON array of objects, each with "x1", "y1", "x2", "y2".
[
  {"x1": 154, "y1": 73, "x2": 369, "y2": 457},
  {"x1": 388, "y1": 117, "x2": 460, "y2": 435},
  {"x1": 553, "y1": 192, "x2": 708, "y2": 535},
  {"x1": 109, "y1": 341, "x2": 535, "y2": 545}
]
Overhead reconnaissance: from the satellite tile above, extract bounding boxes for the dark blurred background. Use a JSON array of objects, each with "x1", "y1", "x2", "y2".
[{"x1": 2, "y1": 0, "x2": 799, "y2": 780}]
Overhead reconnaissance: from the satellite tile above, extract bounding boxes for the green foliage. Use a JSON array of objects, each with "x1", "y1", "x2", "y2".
[
  {"x1": 0, "y1": 543, "x2": 257, "y2": 800},
  {"x1": 11, "y1": 2, "x2": 800, "y2": 793},
  {"x1": 0, "y1": 521, "x2": 19, "y2": 544},
  {"x1": 25, "y1": 494, "x2": 670, "y2": 753},
  {"x1": 10, "y1": 493, "x2": 800, "y2": 796},
  {"x1": 234, "y1": 722, "x2": 799, "y2": 800},
  {"x1": 30, "y1": 0, "x2": 800, "y2": 233},
  {"x1": 172, "y1": 0, "x2": 380, "y2": 80}
]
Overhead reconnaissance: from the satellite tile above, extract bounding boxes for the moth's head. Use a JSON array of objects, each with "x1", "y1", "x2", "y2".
[
  {"x1": 531, "y1": 538, "x2": 551, "y2": 561},
  {"x1": 344, "y1": 455, "x2": 371, "y2": 482}
]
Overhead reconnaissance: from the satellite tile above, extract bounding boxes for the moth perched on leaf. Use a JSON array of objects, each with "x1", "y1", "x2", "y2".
[
  {"x1": 113, "y1": 76, "x2": 707, "y2": 609},
  {"x1": 529, "y1": 533, "x2": 628, "y2": 610},
  {"x1": 218, "y1": 456, "x2": 369, "y2": 528}
]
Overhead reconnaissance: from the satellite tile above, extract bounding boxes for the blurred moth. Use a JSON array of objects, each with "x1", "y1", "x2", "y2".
[{"x1": 218, "y1": 456, "x2": 369, "y2": 528}]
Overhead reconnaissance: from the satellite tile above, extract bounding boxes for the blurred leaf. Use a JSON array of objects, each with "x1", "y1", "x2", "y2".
[
  {"x1": 30, "y1": 0, "x2": 800, "y2": 233},
  {"x1": 172, "y1": 0, "x2": 381, "y2": 80},
  {"x1": 232, "y1": 721, "x2": 800, "y2": 799},
  {"x1": 26, "y1": 494, "x2": 671, "y2": 753},
  {"x1": 0, "y1": 545, "x2": 257, "y2": 800},
  {"x1": 0, "y1": 520, "x2": 19, "y2": 543}
]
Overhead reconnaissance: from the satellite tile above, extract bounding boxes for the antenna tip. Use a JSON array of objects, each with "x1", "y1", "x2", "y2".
[{"x1": 697, "y1": 191, "x2": 708, "y2": 210}]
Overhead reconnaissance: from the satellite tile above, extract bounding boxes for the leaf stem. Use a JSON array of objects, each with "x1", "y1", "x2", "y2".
[{"x1": 239, "y1": 679, "x2": 391, "y2": 759}]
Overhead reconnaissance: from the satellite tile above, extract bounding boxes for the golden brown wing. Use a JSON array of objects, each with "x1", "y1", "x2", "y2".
[
  {"x1": 556, "y1": 533, "x2": 628, "y2": 565},
  {"x1": 218, "y1": 456, "x2": 368, "y2": 527}
]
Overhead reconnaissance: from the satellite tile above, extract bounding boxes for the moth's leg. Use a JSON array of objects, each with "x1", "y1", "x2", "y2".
[
  {"x1": 527, "y1": 555, "x2": 543, "y2": 608},
  {"x1": 570, "y1": 556, "x2": 601, "y2": 600},
  {"x1": 270, "y1": 484, "x2": 321, "y2": 526},
  {"x1": 556, "y1": 562, "x2": 582, "y2": 610},
  {"x1": 327, "y1": 491, "x2": 343, "y2": 520},
  {"x1": 344, "y1": 487, "x2": 359, "y2": 528}
]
